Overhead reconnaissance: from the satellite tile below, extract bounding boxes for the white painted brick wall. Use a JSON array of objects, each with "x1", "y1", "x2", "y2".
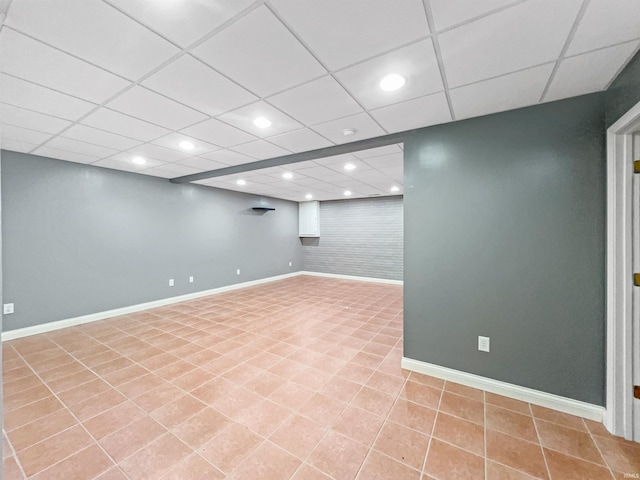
[{"x1": 301, "y1": 196, "x2": 403, "y2": 280}]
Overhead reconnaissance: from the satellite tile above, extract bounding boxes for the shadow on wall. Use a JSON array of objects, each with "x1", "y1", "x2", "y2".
[{"x1": 301, "y1": 238, "x2": 320, "y2": 246}]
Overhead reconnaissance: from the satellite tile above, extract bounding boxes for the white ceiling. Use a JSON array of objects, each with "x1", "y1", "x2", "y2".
[{"x1": 1, "y1": 0, "x2": 639, "y2": 201}]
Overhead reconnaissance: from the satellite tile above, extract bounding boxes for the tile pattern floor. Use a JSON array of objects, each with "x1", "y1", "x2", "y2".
[{"x1": 2, "y1": 276, "x2": 639, "y2": 479}]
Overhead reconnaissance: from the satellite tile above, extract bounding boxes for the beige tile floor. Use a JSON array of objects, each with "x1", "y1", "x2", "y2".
[{"x1": 2, "y1": 275, "x2": 639, "y2": 479}]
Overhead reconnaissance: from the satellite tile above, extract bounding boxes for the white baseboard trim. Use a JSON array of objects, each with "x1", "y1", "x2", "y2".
[
  {"x1": 299, "y1": 271, "x2": 403, "y2": 285},
  {"x1": 2, "y1": 272, "x2": 303, "y2": 342},
  {"x1": 402, "y1": 357, "x2": 604, "y2": 422}
]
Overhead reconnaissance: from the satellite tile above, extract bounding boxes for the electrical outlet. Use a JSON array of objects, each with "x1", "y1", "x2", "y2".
[
  {"x1": 236, "y1": 269, "x2": 240, "y2": 275},
  {"x1": 3, "y1": 303, "x2": 14, "y2": 315},
  {"x1": 169, "y1": 279, "x2": 175, "y2": 287},
  {"x1": 189, "y1": 276, "x2": 194, "y2": 283},
  {"x1": 478, "y1": 336, "x2": 490, "y2": 352}
]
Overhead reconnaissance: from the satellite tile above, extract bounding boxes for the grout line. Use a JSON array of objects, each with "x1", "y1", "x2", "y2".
[
  {"x1": 484, "y1": 390, "x2": 488, "y2": 480},
  {"x1": 531, "y1": 408, "x2": 553, "y2": 480},
  {"x1": 582, "y1": 419, "x2": 617, "y2": 479},
  {"x1": 420, "y1": 377, "x2": 447, "y2": 477}
]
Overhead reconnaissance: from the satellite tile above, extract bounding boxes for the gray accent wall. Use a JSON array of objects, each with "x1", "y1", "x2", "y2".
[
  {"x1": 403, "y1": 94, "x2": 606, "y2": 405},
  {"x1": 1, "y1": 151, "x2": 302, "y2": 331},
  {"x1": 301, "y1": 197, "x2": 403, "y2": 281},
  {"x1": 606, "y1": 49, "x2": 640, "y2": 127}
]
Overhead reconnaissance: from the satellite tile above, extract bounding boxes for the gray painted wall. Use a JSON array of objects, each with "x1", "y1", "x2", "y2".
[
  {"x1": 403, "y1": 94, "x2": 606, "y2": 405},
  {"x1": 1, "y1": 151, "x2": 302, "y2": 331},
  {"x1": 606, "y1": 49, "x2": 640, "y2": 127},
  {"x1": 301, "y1": 196, "x2": 403, "y2": 281}
]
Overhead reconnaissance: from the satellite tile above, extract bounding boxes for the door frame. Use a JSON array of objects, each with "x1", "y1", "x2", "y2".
[{"x1": 606, "y1": 99, "x2": 640, "y2": 439}]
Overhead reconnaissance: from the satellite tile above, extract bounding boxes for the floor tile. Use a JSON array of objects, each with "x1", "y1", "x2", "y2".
[
  {"x1": 333, "y1": 405, "x2": 385, "y2": 447},
  {"x1": 373, "y1": 421, "x2": 430, "y2": 469},
  {"x1": 228, "y1": 441, "x2": 301, "y2": 480},
  {"x1": 486, "y1": 430, "x2": 548, "y2": 479},
  {"x1": 544, "y1": 448, "x2": 613, "y2": 480},
  {"x1": 99, "y1": 416, "x2": 166, "y2": 462},
  {"x1": 308, "y1": 430, "x2": 369, "y2": 480},
  {"x1": 535, "y1": 418, "x2": 605, "y2": 464},
  {"x1": 487, "y1": 404, "x2": 538, "y2": 443},
  {"x1": 199, "y1": 422, "x2": 263, "y2": 474},
  {"x1": 424, "y1": 438, "x2": 485, "y2": 480},
  {"x1": 358, "y1": 450, "x2": 421, "y2": 480},
  {"x1": 432, "y1": 412, "x2": 485, "y2": 456},
  {"x1": 119, "y1": 433, "x2": 192, "y2": 479}
]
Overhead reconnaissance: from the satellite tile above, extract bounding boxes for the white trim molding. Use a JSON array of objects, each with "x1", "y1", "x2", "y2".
[
  {"x1": 606, "y1": 99, "x2": 640, "y2": 439},
  {"x1": 298, "y1": 271, "x2": 403, "y2": 285},
  {"x1": 1, "y1": 271, "x2": 402, "y2": 341},
  {"x1": 402, "y1": 357, "x2": 604, "y2": 421},
  {"x1": 2, "y1": 272, "x2": 303, "y2": 341}
]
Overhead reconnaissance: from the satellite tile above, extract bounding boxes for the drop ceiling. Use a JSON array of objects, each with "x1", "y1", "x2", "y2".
[{"x1": 1, "y1": 0, "x2": 639, "y2": 201}]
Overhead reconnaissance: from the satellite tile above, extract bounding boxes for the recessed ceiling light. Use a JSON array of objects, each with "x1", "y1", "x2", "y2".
[
  {"x1": 236, "y1": 179, "x2": 246, "y2": 186},
  {"x1": 179, "y1": 140, "x2": 195, "y2": 151},
  {"x1": 344, "y1": 163, "x2": 356, "y2": 171},
  {"x1": 380, "y1": 73, "x2": 406, "y2": 92},
  {"x1": 344, "y1": 190, "x2": 352, "y2": 196},
  {"x1": 132, "y1": 156, "x2": 146, "y2": 165},
  {"x1": 343, "y1": 128, "x2": 358, "y2": 136},
  {"x1": 390, "y1": 185, "x2": 400, "y2": 192},
  {"x1": 282, "y1": 172, "x2": 293, "y2": 179},
  {"x1": 305, "y1": 194, "x2": 313, "y2": 199},
  {"x1": 253, "y1": 116, "x2": 272, "y2": 128}
]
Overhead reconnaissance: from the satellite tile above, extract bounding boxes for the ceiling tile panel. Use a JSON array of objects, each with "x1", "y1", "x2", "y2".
[
  {"x1": 546, "y1": 42, "x2": 640, "y2": 102},
  {"x1": 1, "y1": 29, "x2": 131, "y2": 104},
  {"x1": 106, "y1": 86, "x2": 208, "y2": 130},
  {"x1": 142, "y1": 55, "x2": 257, "y2": 117},
  {"x1": 336, "y1": 40, "x2": 444, "y2": 109},
  {"x1": 311, "y1": 112, "x2": 386, "y2": 144},
  {"x1": 1, "y1": 103, "x2": 72, "y2": 134},
  {"x1": 93, "y1": 154, "x2": 165, "y2": 172},
  {"x1": 151, "y1": 132, "x2": 221, "y2": 155},
  {"x1": 140, "y1": 163, "x2": 202, "y2": 179},
  {"x1": 430, "y1": 0, "x2": 519, "y2": 31},
  {"x1": 175, "y1": 157, "x2": 229, "y2": 171},
  {"x1": 567, "y1": 0, "x2": 640, "y2": 56},
  {"x1": 199, "y1": 149, "x2": 256, "y2": 166},
  {"x1": 267, "y1": 128, "x2": 334, "y2": 153},
  {"x1": 105, "y1": 0, "x2": 255, "y2": 47},
  {"x1": 33, "y1": 146, "x2": 100, "y2": 164},
  {"x1": 81, "y1": 108, "x2": 170, "y2": 141},
  {"x1": 42, "y1": 136, "x2": 119, "y2": 158},
  {"x1": 181, "y1": 119, "x2": 256, "y2": 148},
  {"x1": 62, "y1": 124, "x2": 143, "y2": 151},
  {"x1": 270, "y1": 0, "x2": 430, "y2": 70},
  {"x1": 267, "y1": 76, "x2": 363, "y2": 125},
  {"x1": 5, "y1": 0, "x2": 180, "y2": 79},
  {"x1": 1, "y1": 124, "x2": 53, "y2": 145},
  {"x1": 370, "y1": 93, "x2": 451, "y2": 133},
  {"x1": 192, "y1": 6, "x2": 326, "y2": 97},
  {"x1": 361, "y1": 152, "x2": 403, "y2": 169},
  {"x1": 128, "y1": 144, "x2": 191, "y2": 163},
  {"x1": 1, "y1": 74, "x2": 96, "y2": 120},
  {"x1": 439, "y1": 0, "x2": 582, "y2": 87},
  {"x1": 230, "y1": 140, "x2": 291, "y2": 160},
  {"x1": 217, "y1": 101, "x2": 303, "y2": 138},
  {"x1": 450, "y1": 63, "x2": 554, "y2": 119},
  {"x1": 1, "y1": 138, "x2": 40, "y2": 153}
]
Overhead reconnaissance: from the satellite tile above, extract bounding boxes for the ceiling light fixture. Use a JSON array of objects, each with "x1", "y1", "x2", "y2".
[
  {"x1": 380, "y1": 73, "x2": 406, "y2": 92},
  {"x1": 282, "y1": 172, "x2": 293, "y2": 179},
  {"x1": 390, "y1": 185, "x2": 400, "y2": 192},
  {"x1": 253, "y1": 116, "x2": 272, "y2": 128},
  {"x1": 179, "y1": 140, "x2": 195, "y2": 151},
  {"x1": 343, "y1": 128, "x2": 357, "y2": 136},
  {"x1": 344, "y1": 190, "x2": 352, "y2": 196},
  {"x1": 236, "y1": 179, "x2": 246, "y2": 186},
  {"x1": 344, "y1": 163, "x2": 356, "y2": 171},
  {"x1": 305, "y1": 194, "x2": 313, "y2": 199},
  {"x1": 132, "y1": 156, "x2": 146, "y2": 165}
]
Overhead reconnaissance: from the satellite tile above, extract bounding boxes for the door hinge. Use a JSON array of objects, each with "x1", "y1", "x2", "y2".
[
  {"x1": 635, "y1": 273, "x2": 640, "y2": 286},
  {"x1": 635, "y1": 386, "x2": 640, "y2": 400},
  {"x1": 635, "y1": 160, "x2": 640, "y2": 173}
]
